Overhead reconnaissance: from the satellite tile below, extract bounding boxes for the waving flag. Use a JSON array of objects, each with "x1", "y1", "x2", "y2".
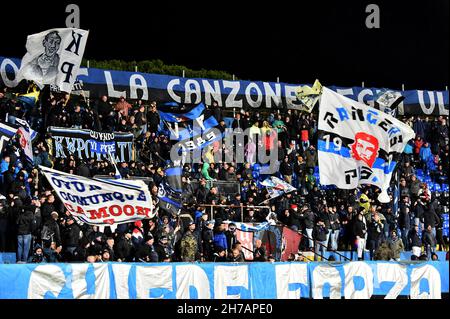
[
  {"x1": 224, "y1": 221, "x2": 270, "y2": 232},
  {"x1": 17, "y1": 90, "x2": 40, "y2": 108},
  {"x1": 16, "y1": 28, "x2": 89, "y2": 93},
  {"x1": 16, "y1": 127, "x2": 33, "y2": 164},
  {"x1": 261, "y1": 176, "x2": 297, "y2": 200},
  {"x1": 318, "y1": 87, "x2": 415, "y2": 203},
  {"x1": 293, "y1": 79, "x2": 322, "y2": 112},
  {"x1": 165, "y1": 166, "x2": 183, "y2": 192},
  {"x1": 0, "y1": 122, "x2": 17, "y2": 152},
  {"x1": 158, "y1": 181, "x2": 183, "y2": 216},
  {"x1": 158, "y1": 103, "x2": 205, "y2": 123},
  {"x1": 40, "y1": 166, "x2": 154, "y2": 227},
  {"x1": 14, "y1": 118, "x2": 38, "y2": 141},
  {"x1": 160, "y1": 103, "x2": 222, "y2": 157}
]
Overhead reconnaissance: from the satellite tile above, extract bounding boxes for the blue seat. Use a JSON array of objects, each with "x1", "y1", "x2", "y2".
[
  {"x1": 434, "y1": 184, "x2": 442, "y2": 192},
  {"x1": 442, "y1": 184, "x2": 449, "y2": 192}
]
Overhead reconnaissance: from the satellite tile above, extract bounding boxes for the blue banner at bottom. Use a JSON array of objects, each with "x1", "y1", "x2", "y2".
[{"x1": 0, "y1": 261, "x2": 448, "y2": 299}]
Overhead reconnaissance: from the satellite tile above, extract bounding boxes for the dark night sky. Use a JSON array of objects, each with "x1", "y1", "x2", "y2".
[{"x1": 0, "y1": 0, "x2": 448, "y2": 90}]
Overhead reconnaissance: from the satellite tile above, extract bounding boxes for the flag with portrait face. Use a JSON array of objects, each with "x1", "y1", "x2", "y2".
[
  {"x1": 16, "y1": 28, "x2": 89, "y2": 93},
  {"x1": 318, "y1": 87, "x2": 415, "y2": 202}
]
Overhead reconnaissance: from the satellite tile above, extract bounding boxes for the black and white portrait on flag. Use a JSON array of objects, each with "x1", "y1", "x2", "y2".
[{"x1": 16, "y1": 28, "x2": 89, "y2": 93}]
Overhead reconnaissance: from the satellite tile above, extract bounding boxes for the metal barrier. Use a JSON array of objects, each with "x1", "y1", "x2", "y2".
[
  {"x1": 198, "y1": 203, "x2": 271, "y2": 222},
  {"x1": 191, "y1": 180, "x2": 241, "y2": 197}
]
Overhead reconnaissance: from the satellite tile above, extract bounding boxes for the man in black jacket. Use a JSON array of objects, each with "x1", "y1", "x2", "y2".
[
  {"x1": 408, "y1": 224, "x2": 422, "y2": 257},
  {"x1": 136, "y1": 234, "x2": 159, "y2": 262},
  {"x1": 353, "y1": 213, "x2": 367, "y2": 260},
  {"x1": 42, "y1": 211, "x2": 61, "y2": 247},
  {"x1": 40, "y1": 194, "x2": 56, "y2": 224},
  {"x1": 225, "y1": 223, "x2": 238, "y2": 250},
  {"x1": 15, "y1": 198, "x2": 37, "y2": 263},
  {"x1": 422, "y1": 225, "x2": 437, "y2": 260},
  {"x1": 115, "y1": 232, "x2": 134, "y2": 262},
  {"x1": 299, "y1": 204, "x2": 315, "y2": 250},
  {"x1": 398, "y1": 196, "x2": 412, "y2": 250},
  {"x1": 423, "y1": 200, "x2": 441, "y2": 238},
  {"x1": 313, "y1": 219, "x2": 329, "y2": 261},
  {"x1": 146, "y1": 102, "x2": 160, "y2": 134},
  {"x1": 202, "y1": 221, "x2": 215, "y2": 261},
  {"x1": 61, "y1": 217, "x2": 80, "y2": 261},
  {"x1": 154, "y1": 235, "x2": 172, "y2": 262},
  {"x1": 253, "y1": 239, "x2": 266, "y2": 262},
  {"x1": 367, "y1": 214, "x2": 383, "y2": 260}
]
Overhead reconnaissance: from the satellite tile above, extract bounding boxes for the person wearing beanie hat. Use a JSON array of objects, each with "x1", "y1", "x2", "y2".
[
  {"x1": 28, "y1": 244, "x2": 47, "y2": 263},
  {"x1": 131, "y1": 221, "x2": 144, "y2": 249},
  {"x1": 155, "y1": 235, "x2": 172, "y2": 262},
  {"x1": 213, "y1": 246, "x2": 228, "y2": 262},
  {"x1": 312, "y1": 219, "x2": 329, "y2": 261},
  {"x1": 135, "y1": 233, "x2": 158, "y2": 262}
]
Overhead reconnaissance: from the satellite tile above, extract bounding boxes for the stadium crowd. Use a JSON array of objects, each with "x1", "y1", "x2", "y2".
[{"x1": 0, "y1": 86, "x2": 449, "y2": 264}]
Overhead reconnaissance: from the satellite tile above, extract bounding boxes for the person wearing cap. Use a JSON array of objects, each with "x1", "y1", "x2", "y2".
[
  {"x1": 100, "y1": 249, "x2": 111, "y2": 262},
  {"x1": 60, "y1": 216, "x2": 80, "y2": 261},
  {"x1": 131, "y1": 221, "x2": 144, "y2": 249},
  {"x1": 312, "y1": 219, "x2": 329, "y2": 261},
  {"x1": 225, "y1": 222, "x2": 238, "y2": 250},
  {"x1": 155, "y1": 235, "x2": 172, "y2": 262},
  {"x1": 213, "y1": 246, "x2": 228, "y2": 262},
  {"x1": 136, "y1": 234, "x2": 158, "y2": 262},
  {"x1": 28, "y1": 244, "x2": 47, "y2": 263},
  {"x1": 180, "y1": 221, "x2": 198, "y2": 262},
  {"x1": 114, "y1": 231, "x2": 134, "y2": 262}
]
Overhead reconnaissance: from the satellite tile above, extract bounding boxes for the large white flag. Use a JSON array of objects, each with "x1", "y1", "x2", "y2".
[
  {"x1": 16, "y1": 28, "x2": 89, "y2": 93},
  {"x1": 40, "y1": 166, "x2": 154, "y2": 227},
  {"x1": 318, "y1": 87, "x2": 415, "y2": 202}
]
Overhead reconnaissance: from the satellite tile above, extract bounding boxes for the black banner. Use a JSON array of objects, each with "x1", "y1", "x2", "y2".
[{"x1": 47, "y1": 127, "x2": 134, "y2": 162}]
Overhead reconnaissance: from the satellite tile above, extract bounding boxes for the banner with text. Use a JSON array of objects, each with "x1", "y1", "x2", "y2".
[
  {"x1": 0, "y1": 261, "x2": 447, "y2": 299},
  {"x1": 1, "y1": 56, "x2": 448, "y2": 116},
  {"x1": 47, "y1": 126, "x2": 134, "y2": 162},
  {"x1": 40, "y1": 166, "x2": 153, "y2": 226}
]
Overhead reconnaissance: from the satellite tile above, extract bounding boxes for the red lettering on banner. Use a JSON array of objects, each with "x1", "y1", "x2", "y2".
[
  {"x1": 136, "y1": 206, "x2": 151, "y2": 217},
  {"x1": 87, "y1": 207, "x2": 109, "y2": 220},
  {"x1": 109, "y1": 205, "x2": 122, "y2": 217},
  {"x1": 76, "y1": 206, "x2": 85, "y2": 215},
  {"x1": 123, "y1": 205, "x2": 135, "y2": 216}
]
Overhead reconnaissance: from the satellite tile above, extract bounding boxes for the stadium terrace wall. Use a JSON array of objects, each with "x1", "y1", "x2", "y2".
[
  {"x1": 0, "y1": 56, "x2": 448, "y2": 116},
  {"x1": 0, "y1": 261, "x2": 448, "y2": 299}
]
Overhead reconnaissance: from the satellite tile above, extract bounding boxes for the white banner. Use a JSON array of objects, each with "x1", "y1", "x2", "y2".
[
  {"x1": 0, "y1": 262, "x2": 446, "y2": 299},
  {"x1": 16, "y1": 28, "x2": 89, "y2": 93},
  {"x1": 318, "y1": 87, "x2": 415, "y2": 202},
  {"x1": 40, "y1": 166, "x2": 153, "y2": 226}
]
